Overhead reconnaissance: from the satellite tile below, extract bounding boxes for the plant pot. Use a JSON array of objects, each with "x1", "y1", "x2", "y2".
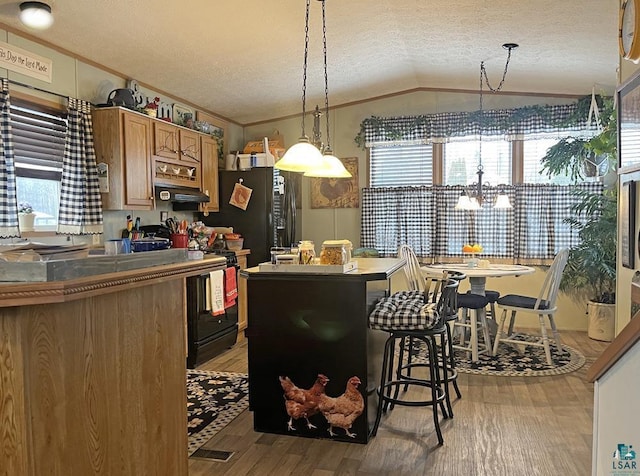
[
  {"x1": 18, "y1": 212, "x2": 35, "y2": 232},
  {"x1": 587, "y1": 301, "x2": 615, "y2": 342}
]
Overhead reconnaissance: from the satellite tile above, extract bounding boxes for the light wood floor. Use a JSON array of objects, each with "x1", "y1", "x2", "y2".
[{"x1": 189, "y1": 331, "x2": 608, "y2": 476}]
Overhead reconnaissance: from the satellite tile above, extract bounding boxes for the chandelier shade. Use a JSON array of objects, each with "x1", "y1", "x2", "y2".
[
  {"x1": 304, "y1": 149, "x2": 352, "y2": 178},
  {"x1": 275, "y1": 136, "x2": 325, "y2": 173}
]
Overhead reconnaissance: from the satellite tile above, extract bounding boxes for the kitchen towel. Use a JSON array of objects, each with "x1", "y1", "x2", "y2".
[
  {"x1": 224, "y1": 266, "x2": 238, "y2": 308},
  {"x1": 206, "y1": 270, "x2": 225, "y2": 316}
]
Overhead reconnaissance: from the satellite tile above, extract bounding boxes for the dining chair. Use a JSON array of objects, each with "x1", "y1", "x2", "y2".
[
  {"x1": 453, "y1": 291, "x2": 491, "y2": 362},
  {"x1": 491, "y1": 249, "x2": 569, "y2": 365}
]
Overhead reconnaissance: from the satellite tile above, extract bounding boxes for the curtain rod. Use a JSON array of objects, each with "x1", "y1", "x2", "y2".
[{"x1": 5, "y1": 78, "x2": 70, "y2": 101}]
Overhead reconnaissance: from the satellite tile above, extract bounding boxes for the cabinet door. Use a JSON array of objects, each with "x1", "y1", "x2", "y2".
[
  {"x1": 153, "y1": 121, "x2": 179, "y2": 161},
  {"x1": 199, "y1": 136, "x2": 219, "y2": 213},
  {"x1": 179, "y1": 129, "x2": 200, "y2": 164},
  {"x1": 123, "y1": 112, "x2": 154, "y2": 208},
  {"x1": 236, "y1": 254, "x2": 248, "y2": 339}
]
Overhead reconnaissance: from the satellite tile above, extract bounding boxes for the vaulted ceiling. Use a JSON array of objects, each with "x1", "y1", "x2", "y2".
[{"x1": 0, "y1": 0, "x2": 619, "y2": 125}]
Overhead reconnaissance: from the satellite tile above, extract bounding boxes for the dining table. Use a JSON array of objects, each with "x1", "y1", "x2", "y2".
[
  {"x1": 421, "y1": 263, "x2": 536, "y2": 359},
  {"x1": 420, "y1": 263, "x2": 536, "y2": 297}
]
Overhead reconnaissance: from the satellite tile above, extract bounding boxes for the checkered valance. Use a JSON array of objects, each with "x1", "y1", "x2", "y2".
[
  {"x1": 357, "y1": 96, "x2": 602, "y2": 148},
  {"x1": 361, "y1": 183, "x2": 603, "y2": 263}
]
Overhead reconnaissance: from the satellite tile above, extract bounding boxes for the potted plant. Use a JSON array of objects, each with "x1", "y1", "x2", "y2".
[
  {"x1": 18, "y1": 201, "x2": 36, "y2": 232},
  {"x1": 540, "y1": 95, "x2": 617, "y2": 341}
]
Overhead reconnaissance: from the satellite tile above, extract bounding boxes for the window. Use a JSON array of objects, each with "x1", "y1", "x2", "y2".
[
  {"x1": 443, "y1": 139, "x2": 511, "y2": 185},
  {"x1": 522, "y1": 136, "x2": 572, "y2": 184},
  {"x1": 12, "y1": 101, "x2": 66, "y2": 230},
  {"x1": 362, "y1": 135, "x2": 600, "y2": 263},
  {"x1": 370, "y1": 144, "x2": 433, "y2": 187}
]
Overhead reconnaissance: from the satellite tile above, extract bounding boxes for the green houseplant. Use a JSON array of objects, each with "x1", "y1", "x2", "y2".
[{"x1": 540, "y1": 95, "x2": 617, "y2": 340}]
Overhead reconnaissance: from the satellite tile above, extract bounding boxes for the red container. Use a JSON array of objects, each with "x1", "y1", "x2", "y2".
[{"x1": 170, "y1": 233, "x2": 189, "y2": 248}]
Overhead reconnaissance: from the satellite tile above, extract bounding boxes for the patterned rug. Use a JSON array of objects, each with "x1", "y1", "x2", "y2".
[
  {"x1": 187, "y1": 370, "x2": 249, "y2": 456},
  {"x1": 407, "y1": 334, "x2": 586, "y2": 377}
]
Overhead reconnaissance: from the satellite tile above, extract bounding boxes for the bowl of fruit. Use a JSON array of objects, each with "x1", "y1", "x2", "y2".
[{"x1": 462, "y1": 243, "x2": 483, "y2": 267}]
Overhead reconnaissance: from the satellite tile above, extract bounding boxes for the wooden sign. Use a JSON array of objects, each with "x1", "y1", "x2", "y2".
[{"x1": 0, "y1": 41, "x2": 52, "y2": 83}]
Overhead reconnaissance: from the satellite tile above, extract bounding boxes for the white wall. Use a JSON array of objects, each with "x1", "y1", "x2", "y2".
[{"x1": 592, "y1": 342, "x2": 640, "y2": 475}]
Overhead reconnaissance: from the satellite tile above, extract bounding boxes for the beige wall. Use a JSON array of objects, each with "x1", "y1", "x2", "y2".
[
  {"x1": 245, "y1": 91, "x2": 588, "y2": 330},
  {"x1": 0, "y1": 26, "x2": 613, "y2": 332}
]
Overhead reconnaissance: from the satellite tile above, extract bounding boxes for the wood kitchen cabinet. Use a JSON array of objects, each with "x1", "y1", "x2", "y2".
[
  {"x1": 199, "y1": 135, "x2": 219, "y2": 214},
  {"x1": 153, "y1": 121, "x2": 201, "y2": 164},
  {"x1": 93, "y1": 108, "x2": 154, "y2": 210},
  {"x1": 235, "y1": 250, "x2": 250, "y2": 341}
]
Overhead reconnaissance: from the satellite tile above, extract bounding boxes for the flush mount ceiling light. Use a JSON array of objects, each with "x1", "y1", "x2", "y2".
[
  {"x1": 19, "y1": 2, "x2": 53, "y2": 30},
  {"x1": 455, "y1": 43, "x2": 517, "y2": 211},
  {"x1": 276, "y1": 0, "x2": 351, "y2": 178}
]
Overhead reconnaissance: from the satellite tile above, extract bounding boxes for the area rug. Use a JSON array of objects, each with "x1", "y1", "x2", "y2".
[
  {"x1": 187, "y1": 370, "x2": 249, "y2": 456},
  {"x1": 406, "y1": 334, "x2": 586, "y2": 377}
]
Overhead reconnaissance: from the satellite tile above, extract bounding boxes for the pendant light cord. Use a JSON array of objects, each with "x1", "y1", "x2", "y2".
[
  {"x1": 300, "y1": 0, "x2": 311, "y2": 137},
  {"x1": 321, "y1": 0, "x2": 331, "y2": 151},
  {"x1": 476, "y1": 44, "x2": 516, "y2": 201}
]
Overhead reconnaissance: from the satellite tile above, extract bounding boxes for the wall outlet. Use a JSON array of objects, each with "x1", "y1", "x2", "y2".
[{"x1": 92, "y1": 234, "x2": 101, "y2": 246}]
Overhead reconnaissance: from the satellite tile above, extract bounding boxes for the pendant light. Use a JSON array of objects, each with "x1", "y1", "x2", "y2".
[
  {"x1": 275, "y1": 0, "x2": 325, "y2": 173},
  {"x1": 304, "y1": 0, "x2": 351, "y2": 178},
  {"x1": 276, "y1": 0, "x2": 351, "y2": 178},
  {"x1": 455, "y1": 43, "x2": 517, "y2": 210},
  {"x1": 19, "y1": 2, "x2": 53, "y2": 30}
]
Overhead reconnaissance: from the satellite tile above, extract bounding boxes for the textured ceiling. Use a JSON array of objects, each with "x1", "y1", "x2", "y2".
[{"x1": 0, "y1": 0, "x2": 619, "y2": 125}]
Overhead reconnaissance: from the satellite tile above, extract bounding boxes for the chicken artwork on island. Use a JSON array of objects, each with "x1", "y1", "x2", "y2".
[
  {"x1": 279, "y1": 373, "x2": 329, "y2": 431},
  {"x1": 318, "y1": 376, "x2": 364, "y2": 438}
]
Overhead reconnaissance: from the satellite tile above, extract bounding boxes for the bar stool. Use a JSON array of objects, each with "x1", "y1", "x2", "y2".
[
  {"x1": 397, "y1": 245, "x2": 462, "y2": 417},
  {"x1": 454, "y1": 291, "x2": 492, "y2": 362},
  {"x1": 368, "y1": 278, "x2": 458, "y2": 445}
]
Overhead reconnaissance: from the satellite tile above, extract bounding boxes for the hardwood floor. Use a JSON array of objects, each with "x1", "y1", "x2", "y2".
[{"x1": 189, "y1": 331, "x2": 608, "y2": 476}]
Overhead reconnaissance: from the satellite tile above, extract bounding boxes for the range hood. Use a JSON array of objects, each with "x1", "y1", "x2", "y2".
[{"x1": 155, "y1": 185, "x2": 210, "y2": 203}]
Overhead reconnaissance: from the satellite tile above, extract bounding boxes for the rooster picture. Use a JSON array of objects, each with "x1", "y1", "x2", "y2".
[
  {"x1": 279, "y1": 373, "x2": 329, "y2": 431},
  {"x1": 318, "y1": 376, "x2": 364, "y2": 438}
]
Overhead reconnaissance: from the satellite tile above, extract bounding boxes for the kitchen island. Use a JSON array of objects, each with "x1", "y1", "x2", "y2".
[
  {"x1": 0, "y1": 256, "x2": 225, "y2": 476},
  {"x1": 241, "y1": 257, "x2": 404, "y2": 444}
]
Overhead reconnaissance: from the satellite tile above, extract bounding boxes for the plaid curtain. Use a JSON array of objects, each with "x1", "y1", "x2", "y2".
[
  {"x1": 360, "y1": 101, "x2": 600, "y2": 147},
  {"x1": 361, "y1": 183, "x2": 602, "y2": 263},
  {"x1": 58, "y1": 98, "x2": 103, "y2": 235},
  {"x1": 0, "y1": 78, "x2": 19, "y2": 238}
]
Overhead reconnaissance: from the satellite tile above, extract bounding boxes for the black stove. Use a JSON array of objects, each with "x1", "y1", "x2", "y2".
[
  {"x1": 186, "y1": 250, "x2": 239, "y2": 368},
  {"x1": 206, "y1": 249, "x2": 238, "y2": 266}
]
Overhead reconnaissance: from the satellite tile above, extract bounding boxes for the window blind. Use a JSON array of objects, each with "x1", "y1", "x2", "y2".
[
  {"x1": 370, "y1": 144, "x2": 433, "y2": 187},
  {"x1": 11, "y1": 104, "x2": 66, "y2": 177}
]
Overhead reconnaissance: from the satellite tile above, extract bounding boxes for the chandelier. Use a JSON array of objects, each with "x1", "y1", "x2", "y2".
[
  {"x1": 275, "y1": 0, "x2": 351, "y2": 178},
  {"x1": 455, "y1": 43, "x2": 518, "y2": 210}
]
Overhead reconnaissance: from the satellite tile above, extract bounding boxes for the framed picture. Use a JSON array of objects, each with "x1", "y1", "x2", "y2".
[
  {"x1": 621, "y1": 179, "x2": 635, "y2": 269},
  {"x1": 310, "y1": 157, "x2": 359, "y2": 209},
  {"x1": 618, "y1": 70, "x2": 640, "y2": 174}
]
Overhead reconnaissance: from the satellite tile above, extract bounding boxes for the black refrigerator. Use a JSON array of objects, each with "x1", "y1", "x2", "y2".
[{"x1": 202, "y1": 167, "x2": 289, "y2": 268}]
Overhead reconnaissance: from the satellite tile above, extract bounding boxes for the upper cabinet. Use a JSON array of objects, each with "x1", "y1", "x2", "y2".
[
  {"x1": 93, "y1": 108, "x2": 154, "y2": 210},
  {"x1": 152, "y1": 121, "x2": 202, "y2": 188},
  {"x1": 200, "y1": 135, "x2": 219, "y2": 214},
  {"x1": 153, "y1": 121, "x2": 201, "y2": 164},
  {"x1": 92, "y1": 107, "x2": 219, "y2": 211}
]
